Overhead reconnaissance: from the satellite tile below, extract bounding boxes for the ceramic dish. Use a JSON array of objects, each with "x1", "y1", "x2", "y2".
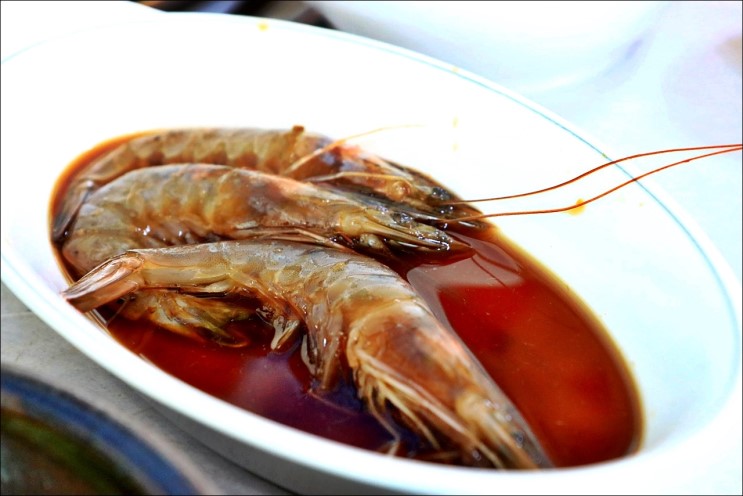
[
  {"x1": 1, "y1": 13, "x2": 740, "y2": 494},
  {"x1": 0, "y1": 365, "x2": 211, "y2": 495},
  {"x1": 307, "y1": 1, "x2": 670, "y2": 93}
]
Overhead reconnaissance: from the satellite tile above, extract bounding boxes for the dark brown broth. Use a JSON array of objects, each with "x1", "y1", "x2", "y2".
[{"x1": 51, "y1": 134, "x2": 642, "y2": 468}]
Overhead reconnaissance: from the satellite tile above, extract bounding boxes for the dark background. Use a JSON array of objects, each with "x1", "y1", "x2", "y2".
[{"x1": 135, "y1": 0, "x2": 333, "y2": 27}]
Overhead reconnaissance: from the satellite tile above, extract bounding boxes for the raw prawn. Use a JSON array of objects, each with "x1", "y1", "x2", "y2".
[
  {"x1": 60, "y1": 163, "x2": 458, "y2": 344},
  {"x1": 52, "y1": 126, "x2": 481, "y2": 242},
  {"x1": 61, "y1": 162, "x2": 457, "y2": 274},
  {"x1": 61, "y1": 238, "x2": 553, "y2": 469}
]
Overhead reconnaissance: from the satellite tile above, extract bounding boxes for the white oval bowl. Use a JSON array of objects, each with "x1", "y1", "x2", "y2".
[{"x1": 1, "y1": 13, "x2": 740, "y2": 494}]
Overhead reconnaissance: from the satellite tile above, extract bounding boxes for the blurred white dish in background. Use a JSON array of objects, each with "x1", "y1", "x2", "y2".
[{"x1": 307, "y1": 0, "x2": 669, "y2": 93}]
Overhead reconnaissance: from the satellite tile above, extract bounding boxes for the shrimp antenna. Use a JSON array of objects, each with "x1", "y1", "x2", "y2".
[
  {"x1": 285, "y1": 124, "x2": 424, "y2": 175},
  {"x1": 445, "y1": 144, "x2": 743, "y2": 205},
  {"x1": 451, "y1": 144, "x2": 742, "y2": 221}
]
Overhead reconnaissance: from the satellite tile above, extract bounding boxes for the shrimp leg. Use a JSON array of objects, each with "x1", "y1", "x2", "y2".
[{"x1": 62, "y1": 239, "x2": 553, "y2": 469}]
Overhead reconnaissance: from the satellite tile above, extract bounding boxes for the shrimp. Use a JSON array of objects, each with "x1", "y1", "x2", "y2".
[
  {"x1": 60, "y1": 163, "x2": 458, "y2": 344},
  {"x1": 61, "y1": 163, "x2": 457, "y2": 273},
  {"x1": 52, "y1": 126, "x2": 482, "y2": 242},
  {"x1": 61, "y1": 238, "x2": 553, "y2": 469}
]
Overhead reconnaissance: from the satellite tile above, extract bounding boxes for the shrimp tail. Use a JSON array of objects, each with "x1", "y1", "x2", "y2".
[
  {"x1": 62, "y1": 252, "x2": 145, "y2": 311},
  {"x1": 62, "y1": 248, "x2": 302, "y2": 348},
  {"x1": 51, "y1": 179, "x2": 95, "y2": 242}
]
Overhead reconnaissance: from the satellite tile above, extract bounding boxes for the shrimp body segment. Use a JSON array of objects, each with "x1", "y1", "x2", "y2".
[
  {"x1": 62, "y1": 239, "x2": 552, "y2": 469},
  {"x1": 53, "y1": 127, "x2": 479, "y2": 241}
]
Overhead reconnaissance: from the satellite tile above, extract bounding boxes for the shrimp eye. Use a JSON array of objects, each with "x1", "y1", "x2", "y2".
[
  {"x1": 431, "y1": 186, "x2": 452, "y2": 201},
  {"x1": 436, "y1": 204, "x2": 455, "y2": 216}
]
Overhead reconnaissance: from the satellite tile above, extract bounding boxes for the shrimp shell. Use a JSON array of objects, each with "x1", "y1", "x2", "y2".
[
  {"x1": 62, "y1": 238, "x2": 553, "y2": 469},
  {"x1": 61, "y1": 163, "x2": 457, "y2": 277}
]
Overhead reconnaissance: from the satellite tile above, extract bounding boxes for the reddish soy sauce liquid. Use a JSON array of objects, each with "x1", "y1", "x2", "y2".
[{"x1": 51, "y1": 134, "x2": 642, "y2": 469}]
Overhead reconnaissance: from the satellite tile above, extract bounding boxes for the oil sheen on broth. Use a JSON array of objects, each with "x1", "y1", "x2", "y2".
[{"x1": 51, "y1": 135, "x2": 643, "y2": 468}]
